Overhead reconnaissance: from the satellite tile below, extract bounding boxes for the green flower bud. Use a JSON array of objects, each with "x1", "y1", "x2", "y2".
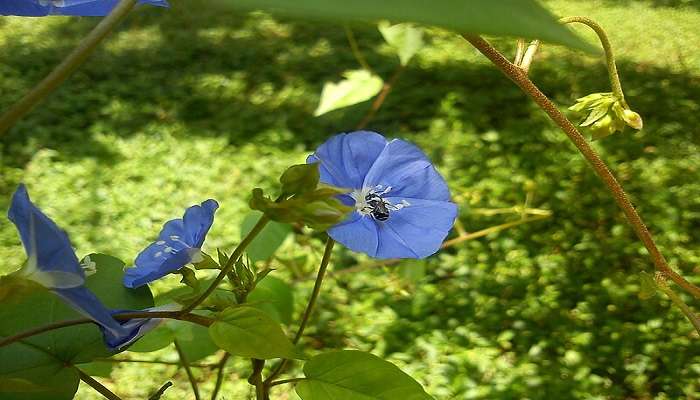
[
  {"x1": 622, "y1": 109, "x2": 643, "y2": 130},
  {"x1": 279, "y1": 163, "x2": 320, "y2": 196}
]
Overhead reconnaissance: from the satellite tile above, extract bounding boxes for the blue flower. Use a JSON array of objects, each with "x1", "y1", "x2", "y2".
[
  {"x1": 7, "y1": 184, "x2": 158, "y2": 351},
  {"x1": 123, "y1": 199, "x2": 219, "y2": 288},
  {"x1": 0, "y1": 0, "x2": 168, "y2": 17},
  {"x1": 307, "y1": 131, "x2": 458, "y2": 259}
]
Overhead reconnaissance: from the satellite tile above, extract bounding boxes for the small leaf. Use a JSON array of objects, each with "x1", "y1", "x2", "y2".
[
  {"x1": 248, "y1": 276, "x2": 295, "y2": 324},
  {"x1": 314, "y1": 70, "x2": 383, "y2": 116},
  {"x1": 193, "y1": 252, "x2": 220, "y2": 270},
  {"x1": 378, "y1": 21, "x2": 425, "y2": 65},
  {"x1": 75, "y1": 361, "x2": 114, "y2": 378},
  {"x1": 126, "y1": 325, "x2": 176, "y2": 353},
  {"x1": 296, "y1": 350, "x2": 434, "y2": 400},
  {"x1": 241, "y1": 211, "x2": 292, "y2": 262},
  {"x1": 639, "y1": 272, "x2": 658, "y2": 300},
  {"x1": 208, "y1": 306, "x2": 299, "y2": 359},
  {"x1": 176, "y1": 267, "x2": 200, "y2": 290}
]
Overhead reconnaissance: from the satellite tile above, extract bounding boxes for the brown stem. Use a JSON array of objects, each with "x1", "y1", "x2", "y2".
[
  {"x1": 248, "y1": 359, "x2": 268, "y2": 400},
  {"x1": 462, "y1": 34, "x2": 700, "y2": 299},
  {"x1": 210, "y1": 353, "x2": 231, "y2": 400},
  {"x1": 356, "y1": 65, "x2": 403, "y2": 130},
  {"x1": 174, "y1": 340, "x2": 201, "y2": 400},
  {"x1": 0, "y1": 311, "x2": 213, "y2": 349},
  {"x1": 77, "y1": 368, "x2": 122, "y2": 400}
]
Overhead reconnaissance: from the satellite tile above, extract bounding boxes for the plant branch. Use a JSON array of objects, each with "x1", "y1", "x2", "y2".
[
  {"x1": 181, "y1": 215, "x2": 270, "y2": 313},
  {"x1": 148, "y1": 382, "x2": 173, "y2": 400},
  {"x1": 264, "y1": 237, "x2": 335, "y2": 386},
  {"x1": 462, "y1": 34, "x2": 700, "y2": 300},
  {"x1": 269, "y1": 378, "x2": 304, "y2": 387},
  {"x1": 248, "y1": 359, "x2": 267, "y2": 400},
  {"x1": 344, "y1": 25, "x2": 372, "y2": 72},
  {"x1": 210, "y1": 352, "x2": 231, "y2": 400},
  {"x1": 559, "y1": 16, "x2": 626, "y2": 105},
  {"x1": 174, "y1": 340, "x2": 201, "y2": 400},
  {"x1": 0, "y1": 311, "x2": 213, "y2": 349},
  {"x1": 0, "y1": 0, "x2": 138, "y2": 135},
  {"x1": 77, "y1": 368, "x2": 122, "y2": 400},
  {"x1": 656, "y1": 274, "x2": 700, "y2": 335},
  {"x1": 356, "y1": 65, "x2": 404, "y2": 130},
  {"x1": 95, "y1": 358, "x2": 214, "y2": 368}
]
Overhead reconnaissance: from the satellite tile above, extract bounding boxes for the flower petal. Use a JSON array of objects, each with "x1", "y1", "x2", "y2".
[
  {"x1": 52, "y1": 0, "x2": 169, "y2": 16},
  {"x1": 123, "y1": 249, "x2": 192, "y2": 288},
  {"x1": 363, "y1": 139, "x2": 450, "y2": 201},
  {"x1": 328, "y1": 212, "x2": 379, "y2": 257},
  {"x1": 7, "y1": 184, "x2": 85, "y2": 286},
  {"x1": 54, "y1": 286, "x2": 127, "y2": 339},
  {"x1": 104, "y1": 304, "x2": 180, "y2": 351},
  {"x1": 381, "y1": 198, "x2": 457, "y2": 258},
  {"x1": 307, "y1": 131, "x2": 387, "y2": 189},
  {"x1": 182, "y1": 199, "x2": 219, "y2": 248},
  {"x1": 0, "y1": 1, "x2": 48, "y2": 16}
]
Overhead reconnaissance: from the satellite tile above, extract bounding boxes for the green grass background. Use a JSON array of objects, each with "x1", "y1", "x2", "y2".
[{"x1": 1, "y1": 0, "x2": 700, "y2": 398}]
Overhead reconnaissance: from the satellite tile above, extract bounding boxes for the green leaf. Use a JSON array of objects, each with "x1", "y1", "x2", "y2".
[
  {"x1": 248, "y1": 276, "x2": 295, "y2": 324},
  {"x1": 171, "y1": 321, "x2": 220, "y2": 362},
  {"x1": 126, "y1": 324, "x2": 176, "y2": 353},
  {"x1": 75, "y1": 361, "x2": 114, "y2": 378},
  {"x1": 219, "y1": 0, "x2": 593, "y2": 52},
  {"x1": 296, "y1": 350, "x2": 434, "y2": 399},
  {"x1": 208, "y1": 306, "x2": 298, "y2": 359},
  {"x1": 314, "y1": 70, "x2": 383, "y2": 116},
  {"x1": 241, "y1": 211, "x2": 292, "y2": 262},
  {"x1": 639, "y1": 272, "x2": 658, "y2": 300},
  {"x1": 378, "y1": 21, "x2": 425, "y2": 65},
  {"x1": 0, "y1": 254, "x2": 154, "y2": 399}
]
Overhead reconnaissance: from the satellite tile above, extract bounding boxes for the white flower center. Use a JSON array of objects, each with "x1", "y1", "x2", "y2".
[
  {"x1": 351, "y1": 185, "x2": 410, "y2": 221},
  {"x1": 80, "y1": 256, "x2": 97, "y2": 276}
]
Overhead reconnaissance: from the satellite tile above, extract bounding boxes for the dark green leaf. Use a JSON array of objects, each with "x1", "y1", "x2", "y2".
[
  {"x1": 219, "y1": 0, "x2": 593, "y2": 51},
  {"x1": 75, "y1": 361, "x2": 114, "y2": 378},
  {"x1": 241, "y1": 211, "x2": 292, "y2": 262},
  {"x1": 0, "y1": 254, "x2": 154, "y2": 399},
  {"x1": 248, "y1": 276, "x2": 295, "y2": 324},
  {"x1": 296, "y1": 350, "x2": 433, "y2": 400},
  {"x1": 208, "y1": 306, "x2": 298, "y2": 359}
]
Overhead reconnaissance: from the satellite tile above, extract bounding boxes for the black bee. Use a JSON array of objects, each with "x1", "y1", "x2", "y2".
[{"x1": 365, "y1": 193, "x2": 390, "y2": 221}]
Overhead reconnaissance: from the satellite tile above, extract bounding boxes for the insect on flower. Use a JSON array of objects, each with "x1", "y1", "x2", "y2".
[
  {"x1": 0, "y1": 0, "x2": 169, "y2": 17},
  {"x1": 307, "y1": 131, "x2": 458, "y2": 259}
]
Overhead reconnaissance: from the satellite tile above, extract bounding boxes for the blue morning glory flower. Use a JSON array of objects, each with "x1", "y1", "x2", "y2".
[
  {"x1": 307, "y1": 131, "x2": 458, "y2": 259},
  {"x1": 7, "y1": 184, "x2": 158, "y2": 351},
  {"x1": 0, "y1": 0, "x2": 169, "y2": 17},
  {"x1": 123, "y1": 199, "x2": 219, "y2": 288}
]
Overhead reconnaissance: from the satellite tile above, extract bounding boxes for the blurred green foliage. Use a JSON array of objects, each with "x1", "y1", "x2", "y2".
[{"x1": 1, "y1": 0, "x2": 699, "y2": 399}]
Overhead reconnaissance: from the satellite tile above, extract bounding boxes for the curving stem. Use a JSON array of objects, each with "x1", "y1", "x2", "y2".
[
  {"x1": 559, "y1": 16, "x2": 627, "y2": 106},
  {"x1": 462, "y1": 34, "x2": 700, "y2": 300},
  {"x1": 263, "y1": 237, "x2": 335, "y2": 390}
]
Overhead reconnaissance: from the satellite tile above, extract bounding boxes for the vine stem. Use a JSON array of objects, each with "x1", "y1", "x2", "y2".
[
  {"x1": 356, "y1": 65, "x2": 403, "y2": 130},
  {"x1": 656, "y1": 275, "x2": 700, "y2": 335},
  {"x1": 210, "y1": 352, "x2": 230, "y2": 400},
  {"x1": 344, "y1": 24, "x2": 372, "y2": 72},
  {"x1": 0, "y1": 311, "x2": 213, "y2": 349},
  {"x1": 181, "y1": 215, "x2": 270, "y2": 314},
  {"x1": 268, "y1": 378, "x2": 304, "y2": 387},
  {"x1": 559, "y1": 16, "x2": 626, "y2": 105},
  {"x1": 263, "y1": 237, "x2": 335, "y2": 388},
  {"x1": 174, "y1": 340, "x2": 201, "y2": 400},
  {"x1": 0, "y1": 0, "x2": 138, "y2": 135},
  {"x1": 462, "y1": 34, "x2": 700, "y2": 299},
  {"x1": 77, "y1": 368, "x2": 122, "y2": 400}
]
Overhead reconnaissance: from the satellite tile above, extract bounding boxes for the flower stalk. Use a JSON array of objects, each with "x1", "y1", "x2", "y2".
[{"x1": 462, "y1": 34, "x2": 700, "y2": 301}]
